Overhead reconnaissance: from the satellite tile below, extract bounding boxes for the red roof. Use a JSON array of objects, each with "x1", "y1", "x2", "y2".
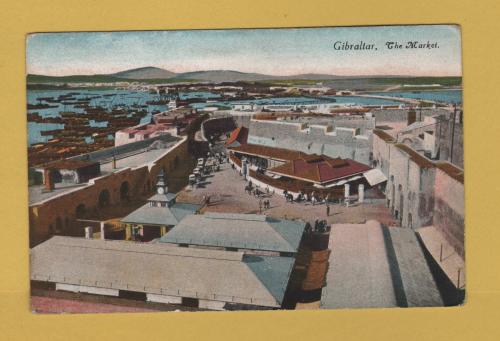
[
  {"x1": 268, "y1": 155, "x2": 371, "y2": 184},
  {"x1": 226, "y1": 127, "x2": 248, "y2": 146}
]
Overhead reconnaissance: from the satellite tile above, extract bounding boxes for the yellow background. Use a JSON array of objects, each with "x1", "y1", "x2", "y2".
[{"x1": 1, "y1": 0, "x2": 499, "y2": 340}]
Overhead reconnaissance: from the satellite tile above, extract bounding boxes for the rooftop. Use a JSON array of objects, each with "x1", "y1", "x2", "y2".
[
  {"x1": 435, "y1": 161, "x2": 464, "y2": 184},
  {"x1": 268, "y1": 155, "x2": 371, "y2": 185},
  {"x1": 31, "y1": 236, "x2": 294, "y2": 307},
  {"x1": 321, "y1": 221, "x2": 442, "y2": 309},
  {"x1": 160, "y1": 212, "x2": 306, "y2": 253},
  {"x1": 394, "y1": 143, "x2": 434, "y2": 168},
  {"x1": 373, "y1": 129, "x2": 395, "y2": 142},
  {"x1": 121, "y1": 201, "x2": 201, "y2": 226}
]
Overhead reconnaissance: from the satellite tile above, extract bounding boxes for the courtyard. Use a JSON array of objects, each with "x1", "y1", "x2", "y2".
[{"x1": 177, "y1": 161, "x2": 398, "y2": 227}]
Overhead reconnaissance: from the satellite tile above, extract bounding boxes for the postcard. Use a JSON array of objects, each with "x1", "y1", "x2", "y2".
[{"x1": 27, "y1": 24, "x2": 464, "y2": 313}]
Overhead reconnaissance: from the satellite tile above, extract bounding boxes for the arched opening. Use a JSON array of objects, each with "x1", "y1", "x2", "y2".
[
  {"x1": 120, "y1": 181, "x2": 130, "y2": 202},
  {"x1": 98, "y1": 189, "x2": 111, "y2": 208},
  {"x1": 75, "y1": 204, "x2": 86, "y2": 219},
  {"x1": 55, "y1": 217, "x2": 63, "y2": 234}
]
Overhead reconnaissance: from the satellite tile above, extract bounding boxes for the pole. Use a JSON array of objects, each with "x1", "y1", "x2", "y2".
[{"x1": 440, "y1": 243, "x2": 443, "y2": 262}]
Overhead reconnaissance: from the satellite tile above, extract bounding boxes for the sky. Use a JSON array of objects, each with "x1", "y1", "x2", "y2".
[{"x1": 26, "y1": 25, "x2": 462, "y2": 77}]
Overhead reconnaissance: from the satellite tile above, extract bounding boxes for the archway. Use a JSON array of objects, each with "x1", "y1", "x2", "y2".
[
  {"x1": 120, "y1": 181, "x2": 130, "y2": 202},
  {"x1": 98, "y1": 189, "x2": 111, "y2": 208},
  {"x1": 75, "y1": 204, "x2": 86, "y2": 219},
  {"x1": 55, "y1": 217, "x2": 63, "y2": 234}
]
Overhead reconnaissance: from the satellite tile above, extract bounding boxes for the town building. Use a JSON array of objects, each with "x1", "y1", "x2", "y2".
[
  {"x1": 371, "y1": 128, "x2": 464, "y2": 300},
  {"x1": 115, "y1": 108, "x2": 200, "y2": 146}
]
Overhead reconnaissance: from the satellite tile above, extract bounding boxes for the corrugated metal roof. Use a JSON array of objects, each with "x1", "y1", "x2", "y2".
[
  {"x1": 31, "y1": 236, "x2": 291, "y2": 307},
  {"x1": 160, "y1": 213, "x2": 305, "y2": 253}
]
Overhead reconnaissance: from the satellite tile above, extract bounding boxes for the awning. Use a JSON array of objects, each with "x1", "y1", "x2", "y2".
[{"x1": 363, "y1": 168, "x2": 388, "y2": 186}]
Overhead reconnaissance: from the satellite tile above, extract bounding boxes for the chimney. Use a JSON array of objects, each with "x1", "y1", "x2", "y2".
[
  {"x1": 44, "y1": 168, "x2": 54, "y2": 191},
  {"x1": 112, "y1": 157, "x2": 117, "y2": 169}
]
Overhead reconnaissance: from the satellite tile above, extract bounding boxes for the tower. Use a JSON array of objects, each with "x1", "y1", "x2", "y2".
[{"x1": 156, "y1": 169, "x2": 168, "y2": 195}]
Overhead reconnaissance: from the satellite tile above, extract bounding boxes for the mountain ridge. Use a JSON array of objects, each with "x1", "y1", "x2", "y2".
[{"x1": 27, "y1": 66, "x2": 462, "y2": 84}]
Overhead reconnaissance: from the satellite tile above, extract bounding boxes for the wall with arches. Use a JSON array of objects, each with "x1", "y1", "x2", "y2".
[{"x1": 28, "y1": 138, "x2": 190, "y2": 247}]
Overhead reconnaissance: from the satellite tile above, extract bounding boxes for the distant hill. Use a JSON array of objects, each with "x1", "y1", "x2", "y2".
[
  {"x1": 27, "y1": 66, "x2": 462, "y2": 87},
  {"x1": 112, "y1": 66, "x2": 177, "y2": 79},
  {"x1": 176, "y1": 70, "x2": 280, "y2": 82}
]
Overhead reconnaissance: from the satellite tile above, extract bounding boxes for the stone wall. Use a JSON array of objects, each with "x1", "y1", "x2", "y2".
[
  {"x1": 433, "y1": 167, "x2": 465, "y2": 257},
  {"x1": 248, "y1": 119, "x2": 372, "y2": 165}
]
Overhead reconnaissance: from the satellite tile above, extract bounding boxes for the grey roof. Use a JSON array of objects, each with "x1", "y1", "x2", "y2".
[
  {"x1": 321, "y1": 221, "x2": 442, "y2": 309},
  {"x1": 244, "y1": 255, "x2": 294, "y2": 304},
  {"x1": 159, "y1": 212, "x2": 306, "y2": 253},
  {"x1": 121, "y1": 202, "x2": 200, "y2": 226},
  {"x1": 148, "y1": 193, "x2": 177, "y2": 203},
  {"x1": 31, "y1": 236, "x2": 292, "y2": 307}
]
